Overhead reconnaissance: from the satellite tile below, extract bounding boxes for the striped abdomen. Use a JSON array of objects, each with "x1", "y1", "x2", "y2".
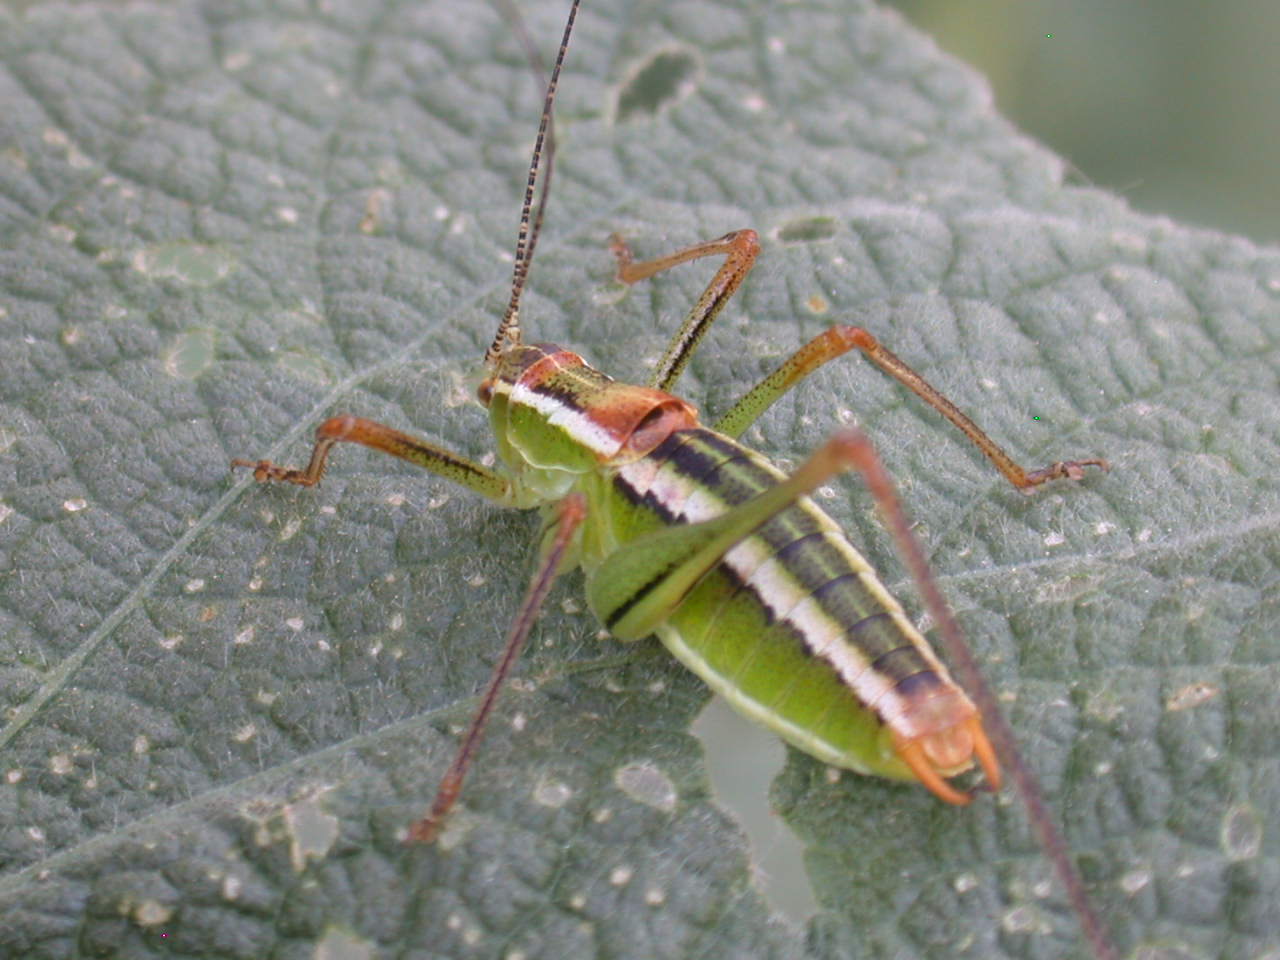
[{"x1": 607, "y1": 427, "x2": 976, "y2": 782}]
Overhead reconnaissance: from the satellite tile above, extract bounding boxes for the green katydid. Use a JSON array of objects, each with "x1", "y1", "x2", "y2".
[{"x1": 232, "y1": 1, "x2": 1116, "y2": 956}]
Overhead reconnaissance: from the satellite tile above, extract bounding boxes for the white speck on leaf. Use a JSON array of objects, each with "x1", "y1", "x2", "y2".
[
  {"x1": 1119, "y1": 869, "x2": 1151, "y2": 894},
  {"x1": 132, "y1": 899, "x2": 172, "y2": 927},
  {"x1": 222, "y1": 874, "x2": 242, "y2": 900},
  {"x1": 1166, "y1": 682, "x2": 1218, "y2": 711},
  {"x1": 1000, "y1": 905, "x2": 1049, "y2": 935},
  {"x1": 533, "y1": 776, "x2": 573, "y2": 808},
  {"x1": 313, "y1": 927, "x2": 375, "y2": 960},
  {"x1": 614, "y1": 761, "x2": 678, "y2": 813},
  {"x1": 1221, "y1": 804, "x2": 1262, "y2": 862},
  {"x1": 284, "y1": 794, "x2": 340, "y2": 871},
  {"x1": 953, "y1": 873, "x2": 979, "y2": 894}
]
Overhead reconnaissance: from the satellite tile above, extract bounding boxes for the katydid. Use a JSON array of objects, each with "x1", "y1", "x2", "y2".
[{"x1": 232, "y1": 0, "x2": 1115, "y2": 956}]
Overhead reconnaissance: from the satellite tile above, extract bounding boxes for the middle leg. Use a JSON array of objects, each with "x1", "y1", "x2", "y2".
[{"x1": 712, "y1": 324, "x2": 1107, "y2": 492}]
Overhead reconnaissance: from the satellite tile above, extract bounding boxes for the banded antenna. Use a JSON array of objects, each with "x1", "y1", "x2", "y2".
[
  {"x1": 493, "y1": 0, "x2": 558, "y2": 283},
  {"x1": 484, "y1": 0, "x2": 582, "y2": 365}
]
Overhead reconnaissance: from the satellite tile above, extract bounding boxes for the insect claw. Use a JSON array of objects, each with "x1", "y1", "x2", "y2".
[
  {"x1": 1022, "y1": 457, "x2": 1110, "y2": 491},
  {"x1": 608, "y1": 232, "x2": 630, "y2": 259},
  {"x1": 231, "y1": 458, "x2": 282, "y2": 483},
  {"x1": 230, "y1": 457, "x2": 320, "y2": 486},
  {"x1": 405, "y1": 816, "x2": 443, "y2": 846}
]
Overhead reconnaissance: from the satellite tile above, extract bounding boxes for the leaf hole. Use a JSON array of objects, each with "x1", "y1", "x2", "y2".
[
  {"x1": 776, "y1": 216, "x2": 838, "y2": 244},
  {"x1": 615, "y1": 48, "x2": 700, "y2": 122}
]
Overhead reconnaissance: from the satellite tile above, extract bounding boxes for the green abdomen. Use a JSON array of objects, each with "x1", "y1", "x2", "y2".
[{"x1": 605, "y1": 428, "x2": 952, "y2": 778}]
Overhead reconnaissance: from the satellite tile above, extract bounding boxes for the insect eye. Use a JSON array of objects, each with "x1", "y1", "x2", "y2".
[{"x1": 476, "y1": 380, "x2": 494, "y2": 405}]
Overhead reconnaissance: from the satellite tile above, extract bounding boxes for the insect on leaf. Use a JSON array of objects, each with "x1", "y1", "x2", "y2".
[{"x1": 1, "y1": 0, "x2": 1278, "y2": 958}]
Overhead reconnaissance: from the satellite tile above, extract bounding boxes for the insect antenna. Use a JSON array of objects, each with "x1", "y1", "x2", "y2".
[
  {"x1": 492, "y1": 0, "x2": 557, "y2": 275},
  {"x1": 484, "y1": 0, "x2": 581, "y2": 365}
]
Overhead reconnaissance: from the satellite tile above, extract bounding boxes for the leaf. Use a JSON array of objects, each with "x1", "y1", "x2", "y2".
[{"x1": 1, "y1": 1, "x2": 1278, "y2": 959}]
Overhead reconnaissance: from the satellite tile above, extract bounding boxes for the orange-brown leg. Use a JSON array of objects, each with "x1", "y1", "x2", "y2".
[
  {"x1": 834, "y1": 426, "x2": 1115, "y2": 960},
  {"x1": 232, "y1": 415, "x2": 512, "y2": 502},
  {"x1": 610, "y1": 231, "x2": 1103, "y2": 491},
  {"x1": 711, "y1": 324, "x2": 1107, "y2": 491},
  {"x1": 406, "y1": 493, "x2": 586, "y2": 844}
]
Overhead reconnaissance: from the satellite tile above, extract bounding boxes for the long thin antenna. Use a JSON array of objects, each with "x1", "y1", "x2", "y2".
[
  {"x1": 492, "y1": 0, "x2": 556, "y2": 274},
  {"x1": 484, "y1": 0, "x2": 581, "y2": 365}
]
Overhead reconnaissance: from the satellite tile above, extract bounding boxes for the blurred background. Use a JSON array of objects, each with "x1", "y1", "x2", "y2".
[{"x1": 884, "y1": 0, "x2": 1280, "y2": 245}]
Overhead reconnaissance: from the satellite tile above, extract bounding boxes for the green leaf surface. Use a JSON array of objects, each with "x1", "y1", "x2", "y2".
[{"x1": 2, "y1": 1, "x2": 1278, "y2": 958}]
